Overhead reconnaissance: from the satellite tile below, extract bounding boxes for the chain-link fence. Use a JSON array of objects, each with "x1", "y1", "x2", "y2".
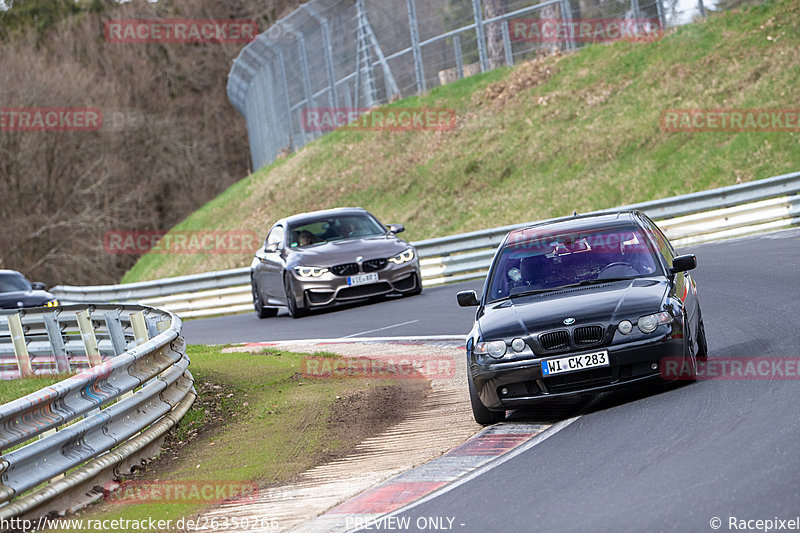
[{"x1": 228, "y1": 0, "x2": 709, "y2": 171}]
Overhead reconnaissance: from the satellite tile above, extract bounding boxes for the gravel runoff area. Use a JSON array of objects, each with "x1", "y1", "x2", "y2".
[{"x1": 190, "y1": 339, "x2": 483, "y2": 532}]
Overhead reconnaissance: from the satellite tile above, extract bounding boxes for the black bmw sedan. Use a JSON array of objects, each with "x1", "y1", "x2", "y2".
[
  {"x1": 0, "y1": 270, "x2": 59, "y2": 310},
  {"x1": 457, "y1": 211, "x2": 707, "y2": 424}
]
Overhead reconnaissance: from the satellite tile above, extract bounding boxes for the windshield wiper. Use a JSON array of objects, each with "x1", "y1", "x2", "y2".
[{"x1": 551, "y1": 277, "x2": 634, "y2": 290}]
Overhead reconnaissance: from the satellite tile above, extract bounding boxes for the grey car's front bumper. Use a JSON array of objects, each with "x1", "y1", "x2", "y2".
[{"x1": 288, "y1": 261, "x2": 421, "y2": 307}]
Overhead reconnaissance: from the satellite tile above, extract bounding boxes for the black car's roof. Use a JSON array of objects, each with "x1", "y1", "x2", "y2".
[
  {"x1": 502, "y1": 211, "x2": 643, "y2": 246},
  {"x1": 279, "y1": 207, "x2": 372, "y2": 227}
]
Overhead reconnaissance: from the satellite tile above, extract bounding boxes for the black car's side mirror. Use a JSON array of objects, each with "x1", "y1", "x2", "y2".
[
  {"x1": 457, "y1": 290, "x2": 480, "y2": 307},
  {"x1": 264, "y1": 242, "x2": 280, "y2": 253},
  {"x1": 671, "y1": 254, "x2": 697, "y2": 273},
  {"x1": 31, "y1": 282, "x2": 47, "y2": 291},
  {"x1": 387, "y1": 224, "x2": 405, "y2": 235}
]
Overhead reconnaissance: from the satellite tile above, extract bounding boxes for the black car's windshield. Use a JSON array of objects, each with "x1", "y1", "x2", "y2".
[
  {"x1": 487, "y1": 226, "x2": 661, "y2": 302},
  {"x1": 0, "y1": 273, "x2": 32, "y2": 293},
  {"x1": 288, "y1": 214, "x2": 386, "y2": 248}
]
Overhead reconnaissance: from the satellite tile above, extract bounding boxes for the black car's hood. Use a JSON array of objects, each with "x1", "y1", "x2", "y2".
[
  {"x1": 0, "y1": 290, "x2": 54, "y2": 309},
  {"x1": 290, "y1": 235, "x2": 410, "y2": 266},
  {"x1": 479, "y1": 278, "x2": 669, "y2": 339}
]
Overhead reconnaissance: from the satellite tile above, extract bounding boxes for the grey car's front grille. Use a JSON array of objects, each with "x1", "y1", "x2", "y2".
[{"x1": 331, "y1": 263, "x2": 359, "y2": 276}]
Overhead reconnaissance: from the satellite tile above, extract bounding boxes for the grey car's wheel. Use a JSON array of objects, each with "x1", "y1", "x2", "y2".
[
  {"x1": 696, "y1": 308, "x2": 709, "y2": 361},
  {"x1": 252, "y1": 278, "x2": 278, "y2": 319},
  {"x1": 284, "y1": 274, "x2": 307, "y2": 319},
  {"x1": 468, "y1": 376, "x2": 505, "y2": 425}
]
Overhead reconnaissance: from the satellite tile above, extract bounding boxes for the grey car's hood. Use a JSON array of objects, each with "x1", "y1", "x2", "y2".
[{"x1": 291, "y1": 235, "x2": 411, "y2": 266}]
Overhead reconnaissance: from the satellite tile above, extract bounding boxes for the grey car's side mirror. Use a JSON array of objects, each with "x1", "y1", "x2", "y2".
[
  {"x1": 31, "y1": 282, "x2": 47, "y2": 291},
  {"x1": 457, "y1": 290, "x2": 480, "y2": 307},
  {"x1": 264, "y1": 243, "x2": 280, "y2": 253},
  {"x1": 388, "y1": 224, "x2": 405, "y2": 235},
  {"x1": 670, "y1": 254, "x2": 697, "y2": 273}
]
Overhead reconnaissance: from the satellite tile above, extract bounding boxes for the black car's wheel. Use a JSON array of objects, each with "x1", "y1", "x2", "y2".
[
  {"x1": 696, "y1": 308, "x2": 709, "y2": 361},
  {"x1": 284, "y1": 274, "x2": 308, "y2": 319},
  {"x1": 683, "y1": 311, "x2": 698, "y2": 382},
  {"x1": 468, "y1": 376, "x2": 505, "y2": 425},
  {"x1": 252, "y1": 278, "x2": 278, "y2": 319}
]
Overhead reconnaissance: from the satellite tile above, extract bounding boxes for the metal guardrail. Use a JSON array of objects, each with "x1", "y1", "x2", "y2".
[
  {"x1": 0, "y1": 305, "x2": 195, "y2": 519},
  {"x1": 51, "y1": 171, "x2": 800, "y2": 317}
]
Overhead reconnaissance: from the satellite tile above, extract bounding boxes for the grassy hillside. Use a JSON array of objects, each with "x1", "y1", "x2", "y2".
[{"x1": 124, "y1": 0, "x2": 800, "y2": 283}]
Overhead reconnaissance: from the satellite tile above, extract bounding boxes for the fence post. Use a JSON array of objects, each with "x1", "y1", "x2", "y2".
[
  {"x1": 656, "y1": 0, "x2": 666, "y2": 30},
  {"x1": 406, "y1": 0, "x2": 426, "y2": 93},
  {"x1": 471, "y1": 0, "x2": 489, "y2": 72},
  {"x1": 501, "y1": 20, "x2": 513, "y2": 66},
  {"x1": 561, "y1": 0, "x2": 575, "y2": 51},
  {"x1": 8, "y1": 313, "x2": 33, "y2": 378},
  {"x1": 454, "y1": 35, "x2": 464, "y2": 79},
  {"x1": 304, "y1": 5, "x2": 338, "y2": 108},
  {"x1": 283, "y1": 22, "x2": 315, "y2": 143}
]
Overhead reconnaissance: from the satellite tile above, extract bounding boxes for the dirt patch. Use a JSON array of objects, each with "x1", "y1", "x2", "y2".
[
  {"x1": 318, "y1": 380, "x2": 430, "y2": 464},
  {"x1": 473, "y1": 52, "x2": 561, "y2": 109}
]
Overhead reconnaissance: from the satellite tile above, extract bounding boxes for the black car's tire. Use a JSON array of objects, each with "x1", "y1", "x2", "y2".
[
  {"x1": 696, "y1": 308, "x2": 709, "y2": 361},
  {"x1": 252, "y1": 279, "x2": 278, "y2": 319},
  {"x1": 468, "y1": 376, "x2": 505, "y2": 425},
  {"x1": 284, "y1": 275, "x2": 308, "y2": 319},
  {"x1": 684, "y1": 311, "x2": 698, "y2": 382}
]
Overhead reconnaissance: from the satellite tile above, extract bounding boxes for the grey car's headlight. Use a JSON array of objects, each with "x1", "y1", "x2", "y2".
[
  {"x1": 294, "y1": 266, "x2": 329, "y2": 278},
  {"x1": 388, "y1": 248, "x2": 415, "y2": 265},
  {"x1": 474, "y1": 340, "x2": 507, "y2": 359},
  {"x1": 637, "y1": 312, "x2": 672, "y2": 333}
]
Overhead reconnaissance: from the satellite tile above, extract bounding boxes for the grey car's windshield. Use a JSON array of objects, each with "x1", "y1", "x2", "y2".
[
  {"x1": 0, "y1": 273, "x2": 32, "y2": 293},
  {"x1": 288, "y1": 214, "x2": 386, "y2": 248},
  {"x1": 487, "y1": 226, "x2": 661, "y2": 302}
]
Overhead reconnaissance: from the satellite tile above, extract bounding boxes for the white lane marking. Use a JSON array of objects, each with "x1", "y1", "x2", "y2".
[
  {"x1": 340, "y1": 320, "x2": 421, "y2": 339},
  {"x1": 346, "y1": 415, "x2": 582, "y2": 532}
]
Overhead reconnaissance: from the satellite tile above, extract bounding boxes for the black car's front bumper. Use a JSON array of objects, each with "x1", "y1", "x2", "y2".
[{"x1": 470, "y1": 330, "x2": 687, "y2": 410}]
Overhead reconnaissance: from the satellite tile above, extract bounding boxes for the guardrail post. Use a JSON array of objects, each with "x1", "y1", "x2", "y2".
[
  {"x1": 471, "y1": 0, "x2": 489, "y2": 72},
  {"x1": 130, "y1": 311, "x2": 150, "y2": 346},
  {"x1": 76, "y1": 310, "x2": 103, "y2": 368},
  {"x1": 103, "y1": 312, "x2": 128, "y2": 356},
  {"x1": 8, "y1": 314, "x2": 33, "y2": 378},
  {"x1": 406, "y1": 0, "x2": 426, "y2": 93},
  {"x1": 43, "y1": 311, "x2": 69, "y2": 374}
]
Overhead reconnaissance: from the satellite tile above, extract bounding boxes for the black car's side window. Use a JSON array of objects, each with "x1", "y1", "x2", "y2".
[
  {"x1": 640, "y1": 215, "x2": 674, "y2": 267},
  {"x1": 266, "y1": 225, "x2": 285, "y2": 248}
]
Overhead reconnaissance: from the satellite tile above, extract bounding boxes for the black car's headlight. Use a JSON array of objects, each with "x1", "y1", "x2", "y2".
[
  {"x1": 388, "y1": 248, "x2": 415, "y2": 265},
  {"x1": 44, "y1": 299, "x2": 59, "y2": 308},
  {"x1": 637, "y1": 312, "x2": 672, "y2": 333},
  {"x1": 474, "y1": 338, "x2": 529, "y2": 360},
  {"x1": 293, "y1": 266, "x2": 329, "y2": 278}
]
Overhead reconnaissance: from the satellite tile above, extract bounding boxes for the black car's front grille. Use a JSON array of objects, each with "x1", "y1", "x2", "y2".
[
  {"x1": 539, "y1": 330, "x2": 570, "y2": 351},
  {"x1": 363, "y1": 258, "x2": 388, "y2": 272},
  {"x1": 330, "y1": 263, "x2": 359, "y2": 276},
  {"x1": 337, "y1": 282, "x2": 392, "y2": 300},
  {"x1": 574, "y1": 325, "x2": 604, "y2": 345}
]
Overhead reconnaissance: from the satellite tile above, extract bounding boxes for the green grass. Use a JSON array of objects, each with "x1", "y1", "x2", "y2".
[
  {"x1": 0, "y1": 374, "x2": 71, "y2": 405},
  {"x1": 123, "y1": 0, "x2": 800, "y2": 283},
  {"x1": 53, "y1": 345, "x2": 407, "y2": 532}
]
